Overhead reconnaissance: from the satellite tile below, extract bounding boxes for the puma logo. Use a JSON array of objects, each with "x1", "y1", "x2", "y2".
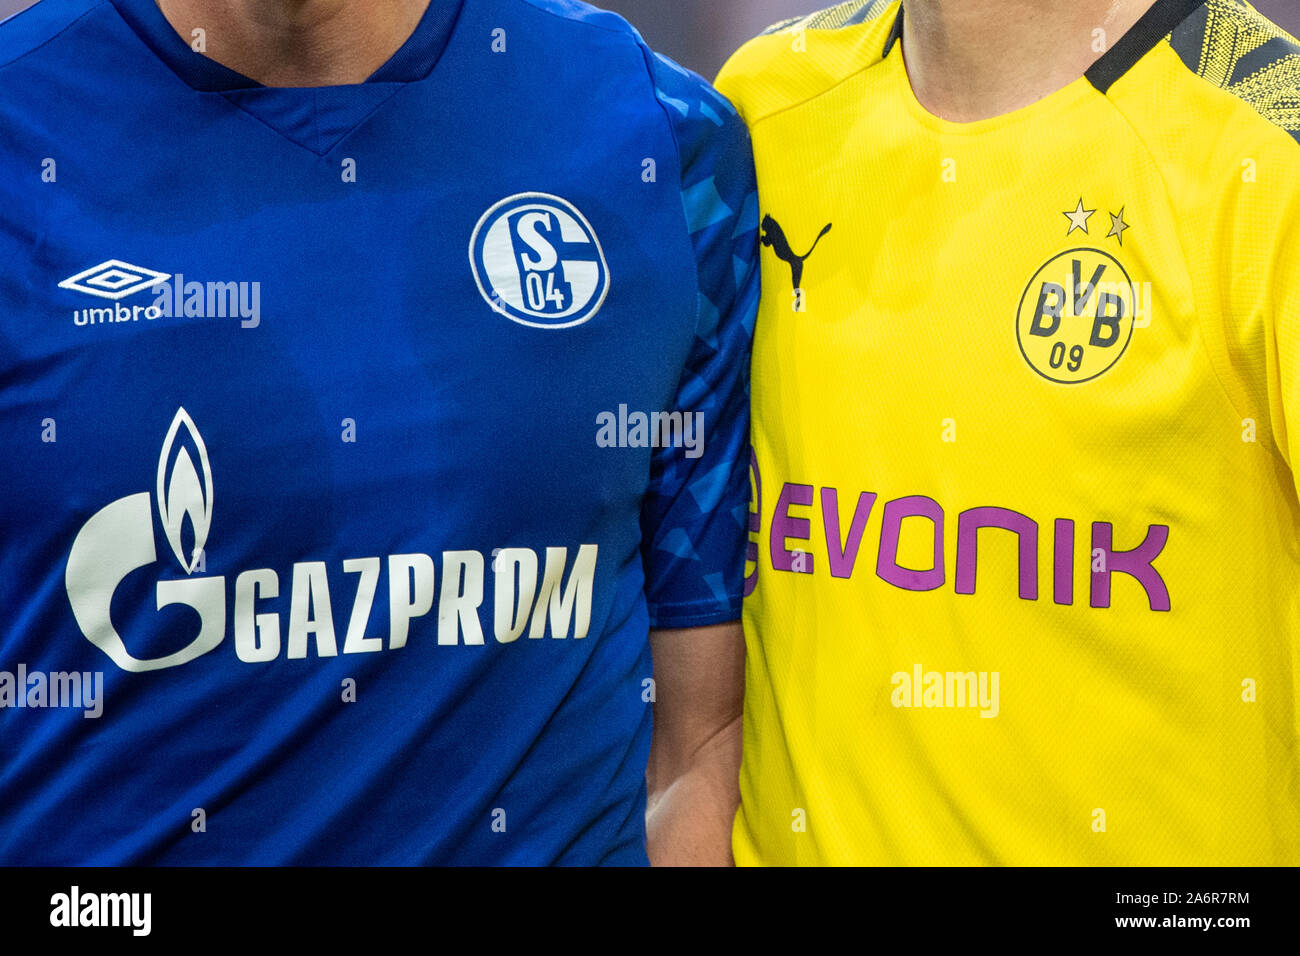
[{"x1": 761, "y1": 214, "x2": 833, "y2": 290}]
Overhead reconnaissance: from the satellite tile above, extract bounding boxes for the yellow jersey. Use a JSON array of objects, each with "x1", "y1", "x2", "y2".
[{"x1": 717, "y1": 0, "x2": 1300, "y2": 865}]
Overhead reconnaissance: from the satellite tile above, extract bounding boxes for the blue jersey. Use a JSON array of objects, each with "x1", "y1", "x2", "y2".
[{"x1": 0, "y1": 0, "x2": 758, "y2": 864}]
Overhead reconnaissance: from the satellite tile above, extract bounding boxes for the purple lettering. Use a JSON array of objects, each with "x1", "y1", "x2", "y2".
[
  {"x1": 1090, "y1": 523, "x2": 1170, "y2": 611},
  {"x1": 876, "y1": 496, "x2": 944, "y2": 591},
  {"x1": 771, "y1": 482, "x2": 814, "y2": 574},
  {"x1": 821, "y1": 488, "x2": 876, "y2": 579},
  {"x1": 1053, "y1": 518, "x2": 1074, "y2": 606},
  {"x1": 955, "y1": 507, "x2": 1038, "y2": 600}
]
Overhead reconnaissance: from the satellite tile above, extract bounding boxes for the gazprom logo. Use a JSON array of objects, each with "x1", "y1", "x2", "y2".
[
  {"x1": 469, "y1": 192, "x2": 610, "y2": 329},
  {"x1": 65, "y1": 408, "x2": 224, "y2": 673},
  {"x1": 157, "y1": 409, "x2": 213, "y2": 574},
  {"x1": 64, "y1": 409, "x2": 601, "y2": 673}
]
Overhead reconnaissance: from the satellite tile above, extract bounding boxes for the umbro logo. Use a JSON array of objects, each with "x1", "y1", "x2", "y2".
[
  {"x1": 58, "y1": 260, "x2": 262, "y2": 329},
  {"x1": 58, "y1": 260, "x2": 171, "y2": 300}
]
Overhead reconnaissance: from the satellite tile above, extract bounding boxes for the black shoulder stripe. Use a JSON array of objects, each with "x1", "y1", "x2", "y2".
[
  {"x1": 1168, "y1": 0, "x2": 1300, "y2": 146},
  {"x1": 1086, "y1": 0, "x2": 1207, "y2": 93},
  {"x1": 882, "y1": 3, "x2": 904, "y2": 58}
]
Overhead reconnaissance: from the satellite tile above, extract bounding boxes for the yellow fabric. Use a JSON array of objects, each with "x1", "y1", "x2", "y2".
[{"x1": 718, "y1": 0, "x2": 1300, "y2": 865}]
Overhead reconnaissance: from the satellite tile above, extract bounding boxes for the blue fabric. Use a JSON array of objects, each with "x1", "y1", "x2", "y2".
[{"x1": 0, "y1": 0, "x2": 757, "y2": 865}]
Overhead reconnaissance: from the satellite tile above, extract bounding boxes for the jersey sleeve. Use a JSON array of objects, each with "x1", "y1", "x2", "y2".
[
  {"x1": 1271, "y1": 193, "x2": 1300, "y2": 471},
  {"x1": 638, "y1": 50, "x2": 760, "y2": 629},
  {"x1": 1225, "y1": 134, "x2": 1300, "y2": 473}
]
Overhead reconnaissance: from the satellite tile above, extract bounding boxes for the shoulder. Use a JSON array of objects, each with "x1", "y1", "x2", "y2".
[
  {"x1": 505, "y1": 0, "x2": 644, "y2": 39},
  {"x1": 645, "y1": 45, "x2": 748, "y2": 164},
  {"x1": 505, "y1": 0, "x2": 736, "y2": 135},
  {"x1": 1100, "y1": 0, "x2": 1300, "y2": 237},
  {"x1": 1165, "y1": 0, "x2": 1300, "y2": 147},
  {"x1": 511, "y1": 1, "x2": 747, "y2": 173},
  {"x1": 503, "y1": 1, "x2": 754, "y2": 250},
  {"x1": 716, "y1": 0, "x2": 900, "y2": 126},
  {"x1": 0, "y1": 0, "x2": 105, "y2": 72}
]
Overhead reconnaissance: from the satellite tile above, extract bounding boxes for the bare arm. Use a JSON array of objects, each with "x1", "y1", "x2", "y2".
[{"x1": 646, "y1": 621, "x2": 746, "y2": 866}]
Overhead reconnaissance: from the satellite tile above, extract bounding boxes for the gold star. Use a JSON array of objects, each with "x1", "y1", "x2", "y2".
[
  {"x1": 1107, "y1": 207, "x2": 1131, "y2": 245},
  {"x1": 1063, "y1": 199, "x2": 1096, "y2": 236}
]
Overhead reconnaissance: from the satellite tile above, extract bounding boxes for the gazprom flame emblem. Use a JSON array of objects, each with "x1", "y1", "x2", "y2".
[
  {"x1": 157, "y1": 408, "x2": 213, "y2": 574},
  {"x1": 65, "y1": 408, "x2": 226, "y2": 672}
]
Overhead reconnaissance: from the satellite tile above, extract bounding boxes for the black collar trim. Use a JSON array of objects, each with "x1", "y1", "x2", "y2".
[
  {"x1": 1086, "y1": 0, "x2": 1207, "y2": 93},
  {"x1": 883, "y1": 0, "x2": 1207, "y2": 93},
  {"x1": 883, "y1": 3, "x2": 904, "y2": 58}
]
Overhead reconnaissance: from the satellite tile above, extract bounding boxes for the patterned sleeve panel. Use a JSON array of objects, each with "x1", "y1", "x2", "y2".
[{"x1": 638, "y1": 48, "x2": 760, "y2": 629}]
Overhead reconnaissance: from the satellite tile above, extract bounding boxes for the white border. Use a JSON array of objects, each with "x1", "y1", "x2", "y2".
[{"x1": 468, "y1": 192, "x2": 611, "y2": 330}]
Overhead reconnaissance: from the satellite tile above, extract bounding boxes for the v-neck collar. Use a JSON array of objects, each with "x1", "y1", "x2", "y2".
[
  {"x1": 109, "y1": 0, "x2": 465, "y2": 92},
  {"x1": 108, "y1": 0, "x2": 466, "y2": 154}
]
